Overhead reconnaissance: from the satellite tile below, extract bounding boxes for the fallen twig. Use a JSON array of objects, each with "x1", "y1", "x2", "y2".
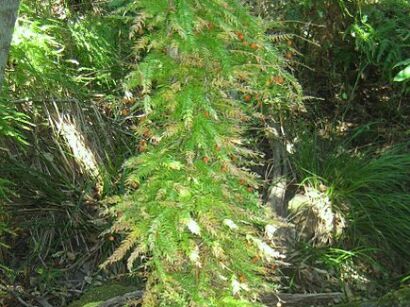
[
  {"x1": 99, "y1": 290, "x2": 144, "y2": 307},
  {"x1": 262, "y1": 292, "x2": 344, "y2": 306}
]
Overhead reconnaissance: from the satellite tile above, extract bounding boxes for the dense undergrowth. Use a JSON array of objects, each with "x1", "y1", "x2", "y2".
[
  {"x1": 0, "y1": 1, "x2": 135, "y2": 305},
  {"x1": 254, "y1": 0, "x2": 410, "y2": 298},
  {"x1": 1, "y1": 0, "x2": 410, "y2": 306}
]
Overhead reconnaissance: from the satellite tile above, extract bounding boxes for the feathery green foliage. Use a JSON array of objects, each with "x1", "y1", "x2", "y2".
[
  {"x1": 104, "y1": 0, "x2": 301, "y2": 305},
  {"x1": 2, "y1": 2, "x2": 127, "y2": 100}
]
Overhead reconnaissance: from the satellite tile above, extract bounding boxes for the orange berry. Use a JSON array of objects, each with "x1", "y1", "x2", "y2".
[
  {"x1": 236, "y1": 32, "x2": 244, "y2": 41},
  {"x1": 285, "y1": 51, "x2": 293, "y2": 59},
  {"x1": 250, "y1": 43, "x2": 258, "y2": 49},
  {"x1": 203, "y1": 156, "x2": 210, "y2": 164},
  {"x1": 272, "y1": 75, "x2": 285, "y2": 85},
  {"x1": 244, "y1": 95, "x2": 251, "y2": 102}
]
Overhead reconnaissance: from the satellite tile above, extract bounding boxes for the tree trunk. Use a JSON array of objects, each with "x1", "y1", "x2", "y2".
[{"x1": 0, "y1": 0, "x2": 20, "y2": 88}]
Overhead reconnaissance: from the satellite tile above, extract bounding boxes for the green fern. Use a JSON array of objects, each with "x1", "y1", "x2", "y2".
[{"x1": 104, "y1": 0, "x2": 301, "y2": 305}]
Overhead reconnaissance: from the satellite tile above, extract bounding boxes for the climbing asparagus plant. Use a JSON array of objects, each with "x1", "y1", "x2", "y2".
[{"x1": 104, "y1": 0, "x2": 301, "y2": 305}]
